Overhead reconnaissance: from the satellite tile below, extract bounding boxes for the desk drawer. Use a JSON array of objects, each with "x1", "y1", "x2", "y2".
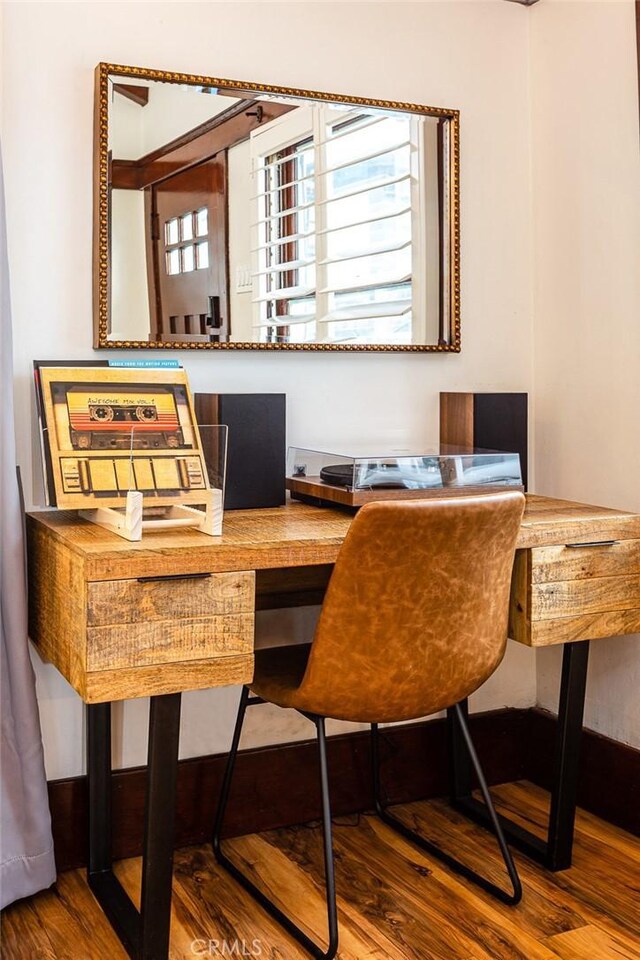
[
  {"x1": 530, "y1": 539, "x2": 640, "y2": 583},
  {"x1": 87, "y1": 571, "x2": 255, "y2": 670},
  {"x1": 88, "y1": 571, "x2": 254, "y2": 625},
  {"x1": 509, "y1": 541, "x2": 640, "y2": 646}
]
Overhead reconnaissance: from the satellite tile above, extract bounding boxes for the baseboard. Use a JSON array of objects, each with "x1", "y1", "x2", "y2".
[
  {"x1": 528, "y1": 707, "x2": 640, "y2": 838},
  {"x1": 47, "y1": 706, "x2": 639, "y2": 873},
  {"x1": 48, "y1": 708, "x2": 529, "y2": 872}
]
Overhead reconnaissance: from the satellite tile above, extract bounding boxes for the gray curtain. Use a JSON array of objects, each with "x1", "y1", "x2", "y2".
[{"x1": 0, "y1": 145, "x2": 56, "y2": 908}]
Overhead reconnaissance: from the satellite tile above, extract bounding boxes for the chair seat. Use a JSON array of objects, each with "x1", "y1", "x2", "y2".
[{"x1": 251, "y1": 643, "x2": 312, "y2": 710}]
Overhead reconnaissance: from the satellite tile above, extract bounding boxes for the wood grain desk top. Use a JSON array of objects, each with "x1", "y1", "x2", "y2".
[
  {"x1": 26, "y1": 494, "x2": 640, "y2": 701},
  {"x1": 28, "y1": 494, "x2": 640, "y2": 582}
]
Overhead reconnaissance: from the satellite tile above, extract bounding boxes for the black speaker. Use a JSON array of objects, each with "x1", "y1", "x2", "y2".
[
  {"x1": 440, "y1": 392, "x2": 529, "y2": 490},
  {"x1": 194, "y1": 393, "x2": 286, "y2": 509}
]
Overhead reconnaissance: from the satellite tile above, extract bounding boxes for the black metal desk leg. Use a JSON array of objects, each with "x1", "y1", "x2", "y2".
[
  {"x1": 86, "y1": 694, "x2": 182, "y2": 960},
  {"x1": 139, "y1": 693, "x2": 181, "y2": 960},
  {"x1": 546, "y1": 640, "x2": 590, "y2": 870},
  {"x1": 87, "y1": 702, "x2": 113, "y2": 876},
  {"x1": 139, "y1": 692, "x2": 182, "y2": 960},
  {"x1": 88, "y1": 702, "x2": 141, "y2": 958}
]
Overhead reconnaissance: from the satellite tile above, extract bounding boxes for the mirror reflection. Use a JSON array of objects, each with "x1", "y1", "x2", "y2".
[{"x1": 96, "y1": 67, "x2": 459, "y2": 350}]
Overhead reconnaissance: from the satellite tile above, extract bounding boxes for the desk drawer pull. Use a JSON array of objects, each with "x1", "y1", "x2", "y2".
[
  {"x1": 137, "y1": 572, "x2": 212, "y2": 583},
  {"x1": 565, "y1": 540, "x2": 619, "y2": 549}
]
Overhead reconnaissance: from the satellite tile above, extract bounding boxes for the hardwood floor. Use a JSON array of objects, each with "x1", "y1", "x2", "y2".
[{"x1": 2, "y1": 782, "x2": 639, "y2": 960}]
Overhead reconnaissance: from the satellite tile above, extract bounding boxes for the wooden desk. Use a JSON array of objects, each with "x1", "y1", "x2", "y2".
[
  {"x1": 26, "y1": 495, "x2": 640, "y2": 960},
  {"x1": 27, "y1": 494, "x2": 640, "y2": 703}
]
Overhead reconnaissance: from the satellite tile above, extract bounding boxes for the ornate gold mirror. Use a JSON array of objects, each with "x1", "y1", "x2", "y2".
[{"x1": 94, "y1": 63, "x2": 460, "y2": 352}]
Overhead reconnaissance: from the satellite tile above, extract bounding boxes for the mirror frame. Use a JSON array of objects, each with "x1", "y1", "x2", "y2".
[{"x1": 93, "y1": 62, "x2": 460, "y2": 352}]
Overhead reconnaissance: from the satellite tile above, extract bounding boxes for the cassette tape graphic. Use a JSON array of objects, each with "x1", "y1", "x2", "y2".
[
  {"x1": 65, "y1": 386, "x2": 186, "y2": 451},
  {"x1": 37, "y1": 367, "x2": 211, "y2": 510}
]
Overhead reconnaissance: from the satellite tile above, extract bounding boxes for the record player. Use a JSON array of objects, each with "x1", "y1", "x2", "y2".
[{"x1": 286, "y1": 446, "x2": 523, "y2": 509}]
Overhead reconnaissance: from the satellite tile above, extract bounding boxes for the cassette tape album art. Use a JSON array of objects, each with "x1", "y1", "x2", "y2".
[{"x1": 36, "y1": 366, "x2": 211, "y2": 510}]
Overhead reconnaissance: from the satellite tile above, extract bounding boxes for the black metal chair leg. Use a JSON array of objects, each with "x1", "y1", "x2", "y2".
[
  {"x1": 213, "y1": 692, "x2": 339, "y2": 960},
  {"x1": 314, "y1": 717, "x2": 339, "y2": 958},
  {"x1": 212, "y1": 685, "x2": 251, "y2": 858},
  {"x1": 372, "y1": 707, "x2": 522, "y2": 906},
  {"x1": 447, "y1": 698, "x2": 472, "y2": 803},
  {"x1": 449, "y1": 642, "x2": 590, "y2": 871}
]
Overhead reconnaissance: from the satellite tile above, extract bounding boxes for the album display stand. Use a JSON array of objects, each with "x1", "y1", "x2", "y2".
[{"x1": 79, "y1": 488, "x2": 223, "y2": 542}]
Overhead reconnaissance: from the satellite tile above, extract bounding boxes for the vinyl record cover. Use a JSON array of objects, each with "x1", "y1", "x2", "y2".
[{"x1": 35, "y1": 366, "x2": 210, "y2": 509}]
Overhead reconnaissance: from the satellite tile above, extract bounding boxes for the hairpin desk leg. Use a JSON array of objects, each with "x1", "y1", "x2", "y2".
[
  {"x1": 87, "y1": 693, "x2": 182, "y2": 960},
  {"x1": 448, "y1": 640, "x2": 590, "y2": 871}
]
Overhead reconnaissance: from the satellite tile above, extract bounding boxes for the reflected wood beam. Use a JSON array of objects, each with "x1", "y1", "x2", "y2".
[
  {"x1": 113, "y1": 83, "x2": 149, "y2": 107},
  {"x1": 109, "y1": 159, "x2": 139, "y2": 190},
  {"x1": 111, "y1": 100, "x2": 295, "y2": 191}
]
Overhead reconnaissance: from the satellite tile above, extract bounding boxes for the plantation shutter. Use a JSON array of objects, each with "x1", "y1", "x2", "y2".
[{"x1": 250, "y1": 105, "x2": 426, "y2": 344}]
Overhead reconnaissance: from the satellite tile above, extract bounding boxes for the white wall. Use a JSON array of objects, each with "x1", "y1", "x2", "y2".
[
  {"x1": 109, "y1": 94, "x2": 150, "y2": 337},
  {"x1": 108, "y1": 83, "x2": 245, "y2": 338},
  {"x1": 110, "y1": 190, "x2": 149, "y2": 340},
  {"x1": 531, "y1": 0, "x2": 640, "y2": 748},
  {"x1": 136, "y1": 85, "x2": 238, "y2": 157},
  {"x1": 228, "y1": 138, "x2": 255, "y2": 342},
  {"x1": 2, "y1": 1, "x2": 537, "y2": 780}
]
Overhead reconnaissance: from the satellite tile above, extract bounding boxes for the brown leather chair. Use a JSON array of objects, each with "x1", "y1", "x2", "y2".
[{"x1": 213, "y1": 492, "x2": 526, "y2": 960}]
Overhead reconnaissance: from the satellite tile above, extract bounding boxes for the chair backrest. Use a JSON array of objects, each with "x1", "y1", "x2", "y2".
[{"x1": 294, "y1": 491, "x2": 525, "y2": 723}]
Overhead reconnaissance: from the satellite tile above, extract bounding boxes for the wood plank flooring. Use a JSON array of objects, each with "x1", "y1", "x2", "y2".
[{"x1": 2, "y1": 782, "x2": 639, "y2": 960}]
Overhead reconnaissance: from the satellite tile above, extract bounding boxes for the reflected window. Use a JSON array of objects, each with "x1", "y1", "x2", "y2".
[
  {"x1": 196, "y1": 207, "x2": 208, "y2": 237},
  {"x1": 165, "y1": 218, "x2": 179, "y2": 246},
  {"x1": 181, "y1": 245, "x2": 195, "y2": 273},
  {"x1": 196, "y1": 241, "x2": 209, "y2": 270},
  {"x1": 163, "y1": 208, "x2": 210, "y2": 276},
  {"x1": 251, "y1": 106, "x2": 422, "y2": 344},
  {"x1": 166, "y1": 249, "x2": 180, "y2": 276},
  {"x1": 258, "y1": 138, "x2": 316, "y2": 343},
  {"x1": 180, "y1": 213, "x2": 194, "y2": 242}
]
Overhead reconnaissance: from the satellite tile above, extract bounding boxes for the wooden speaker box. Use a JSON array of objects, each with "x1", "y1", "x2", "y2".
[
  {"x1": 440, "y1": 392, "x2": 528, "y2": 490},
  {"x1": 195, "y1": 393, "x2": 286, "y2": 509}
]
